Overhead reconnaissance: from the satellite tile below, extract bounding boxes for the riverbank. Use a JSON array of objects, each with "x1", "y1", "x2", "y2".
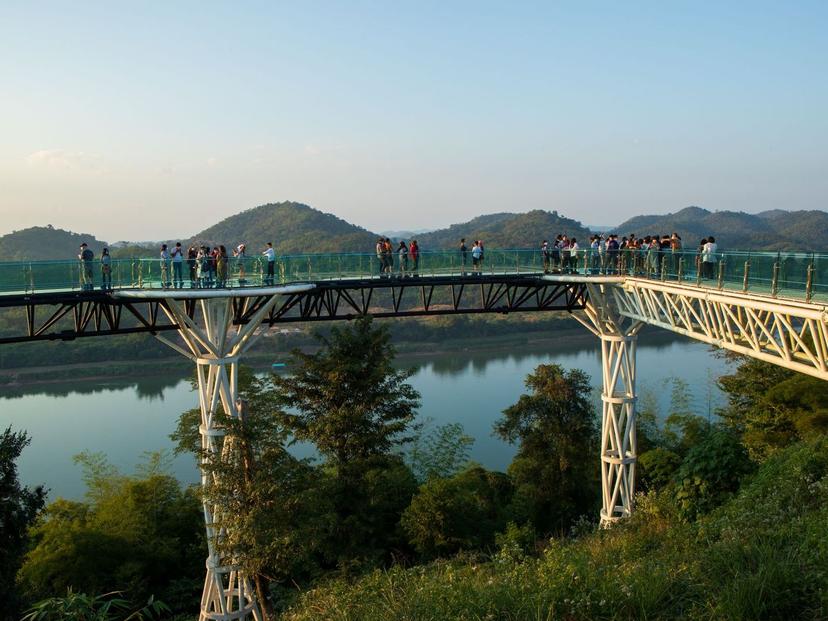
[
  {"x1": 0, "y1": 325, "x2": 679, "y2": 390},
  {"x1": 0, "y1": 329, "x2": 595, "y2": 387}
]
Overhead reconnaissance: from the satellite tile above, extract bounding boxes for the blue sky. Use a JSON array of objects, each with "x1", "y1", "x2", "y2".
[{"x1": 1, "y1": 1, "x2": 826, "y2": 240}]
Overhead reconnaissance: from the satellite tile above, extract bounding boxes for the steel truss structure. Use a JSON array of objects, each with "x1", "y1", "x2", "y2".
[
  {"x1": 154, "y1": 295, "x2": 288, "y2": 621},
  {"x1": 0, "y1": 276, "x2": 588, "y2": 344},
  {"x1": 614, "y1": 278, "x2": 828, "y2": 381},
  {"x1": 571, "y1": 283, "x2": 643, "y2": 523}
]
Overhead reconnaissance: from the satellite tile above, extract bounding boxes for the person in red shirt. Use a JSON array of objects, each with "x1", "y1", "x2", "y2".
[{"x1": 409, "y1": 240, "x2": 420, "y2": 277}]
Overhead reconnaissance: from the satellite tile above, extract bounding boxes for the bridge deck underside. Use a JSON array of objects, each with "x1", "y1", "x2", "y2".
[{"x1": 0, "y1": 274, "x2": 589, "y2": 345}]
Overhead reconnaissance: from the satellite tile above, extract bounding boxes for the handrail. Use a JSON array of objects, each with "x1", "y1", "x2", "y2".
[{"x1": 0, "y1": 248, "x2": 826, "y2": 303}]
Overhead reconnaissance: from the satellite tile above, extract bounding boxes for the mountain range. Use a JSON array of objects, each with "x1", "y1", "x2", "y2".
[
  {"x1": 614, "y1": 206, "x2": 828, "y2": 251},
  {"x1": 2, "y1": 202, "x2": 827, "y2": 261}
]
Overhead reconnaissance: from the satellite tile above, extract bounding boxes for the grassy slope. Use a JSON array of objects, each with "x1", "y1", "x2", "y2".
[{"x1": 284, "y1": 438, "x2": 828, "y2": 620}]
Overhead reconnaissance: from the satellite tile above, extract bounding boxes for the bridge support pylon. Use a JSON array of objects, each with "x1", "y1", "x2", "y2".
[
  {"x1": 150, "y1": 293, "x2": 298, "y2": 621},
  {"x1": 573, "y1": 284, "x2": 643, "y2": 525}
]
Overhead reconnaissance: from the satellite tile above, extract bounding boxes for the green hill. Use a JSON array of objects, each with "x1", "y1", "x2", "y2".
[
  {"x1": 0, "y1": 226, "x2": 108, "y2": 261},
  {"x1": 614, "y1": 206, "x2": 828, "y2": 251},
  {"x1": 417, "y1": 210, "x2": 593, "y2": 250},
  {"x1": 187, "y1": 201, "x2": 378, "y2": 254}
]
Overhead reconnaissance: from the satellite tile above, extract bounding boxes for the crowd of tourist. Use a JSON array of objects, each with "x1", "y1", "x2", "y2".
[
  {"x1": 539, "y1": 233, "x2": 719, "y2": 276},
  {"x1": 76, "y1": 241, "x2": 279, "y2": 291},
  {"x1": 76, "y1": 232, "x2": 719, "y2": 291}
]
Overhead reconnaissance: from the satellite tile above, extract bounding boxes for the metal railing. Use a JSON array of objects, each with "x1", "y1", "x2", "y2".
[{"x1": 1, "y1": 248, "x2": 826, "y2": 303}]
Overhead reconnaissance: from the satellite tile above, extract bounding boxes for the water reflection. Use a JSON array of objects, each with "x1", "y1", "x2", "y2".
[{"x1": 1, "y1": 332, "x2": 731, "y2": 500}]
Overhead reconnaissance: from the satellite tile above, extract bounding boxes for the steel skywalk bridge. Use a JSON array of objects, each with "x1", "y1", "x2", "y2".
[{"x1": 2, "y1": 248, "x2": 827, "y2": 621}]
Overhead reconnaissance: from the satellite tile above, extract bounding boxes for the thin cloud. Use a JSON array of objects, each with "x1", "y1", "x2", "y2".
[{"x1": 25, "y1": 149, "x2": 107, "y2": 174}]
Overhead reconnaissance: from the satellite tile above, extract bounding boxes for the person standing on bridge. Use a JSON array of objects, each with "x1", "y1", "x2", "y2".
[
  {"x1": 397, "y1": 240, "x2": 409, "y2": 277},
  {"x1": 569, "y1": 238, "x2": 580, "y2": 273},
  {"x1": 263, "y1": 242, "x2": 276, "y2": 285},
  {"x1": 541, "y1": 240, "x2": 550, "y2": 273},
  {"x1": 460, "y1": 238, "x2": 468, "y2": 275},
  {"x1": 376, "y1": 238, "x2": 385, "y2": 277},
  {"x1": 216, "y1": 245, "x2": 228, "y2": 287},
  {"x1": 78, "y1": 243, "x2": 94, "y2": 291},
  {"x1": 471, "y1": 240, "x2": 482, "y2": 275},
  {"x1": 100, "y1": 247, "x2": 112, "y2": 290},
  {"x1": 187, "y1": 246, "x2": 198, "y2": 288},
  {"x1": 234, "y1": 243, "x2": 247, "y2": 285},
  {"x1": 409, "y1": 239, "x2": 419, "y2": 277},
  {"x1": 209, "y1": 246, "x2": 219, "y2": 287},
  {"x1": 702, "y1": 236, "x2": 718, "y2": 279},
  {"x1": 160, "y1": 244, "x2": 171, "y2": 289},
  {"x1": 171, "y1": 242, "x2": 184, "y2": 289}
]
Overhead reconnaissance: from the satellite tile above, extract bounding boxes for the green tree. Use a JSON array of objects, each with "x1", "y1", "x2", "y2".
[
  {"x1": 494, "y1": 364, "x2": 598, "y2": 534},
  {"x1": 638, "y1": 447, "x2": 682, "y2": 491},
  {"x1": 0, "y1": 427, "x2": 46, "y2": 621},
  {"x1": 18, "y1": 453, "x2": 203, "y2": 614},
  {"x1": 172, "y1": 367, "x2": 329, "y2": 618},
  {"x1": 673, "y1": 427, "x2": 753, "y2": 520},
  {"x1": 401, "y1": 465, "x2": 512, "y2": 559},
  {"x1": 274, "y1": 317, "x2": 421, "y2": 566},
  {"x1": 274, "y1": 316, "x2": 420, "y2": 466},
  {"x1": 719, "y1": 356, "x2": 828, "y2": 460},
  {"x1": 406, "y1": 420, "x2": 474, "y2": 483}
]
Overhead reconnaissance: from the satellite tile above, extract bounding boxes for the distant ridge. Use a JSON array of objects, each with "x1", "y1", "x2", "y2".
[
  {"x1": 613, "y1": 206, "x2": 828, "y2": 252},
  {"x1": 5, "y1": 204, "x2": 828, "y2": 261},
  {"x1": 417, "y1": 210, "x2": 592, "y2": 249},
  {"x1": 0, "y1": 226, "x2": 108, "y2": 261}
]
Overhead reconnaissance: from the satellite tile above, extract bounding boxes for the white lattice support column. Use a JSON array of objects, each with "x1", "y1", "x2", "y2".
[
  {"x1": 571, "y1": 282, "x2": 642, "y2": 525},
  {"x1": 194, "y1": 354, "x2": 261, "y2": 621},
  {"x1": 112, "y1": 286, "x2": 314, "y2": 621},
  {"x1": 599, "y1": 333, "x2": 637, "y2": 523}
]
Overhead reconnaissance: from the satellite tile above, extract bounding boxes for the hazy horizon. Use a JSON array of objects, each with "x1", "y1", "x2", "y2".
[{"x1": 2, "y1": 2, "x2": 826, "y2": 240}]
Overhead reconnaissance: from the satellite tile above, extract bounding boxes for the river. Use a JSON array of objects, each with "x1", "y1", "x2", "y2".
[{"x1": 0, "y1": 333, "x2": 731, "y2": 500}]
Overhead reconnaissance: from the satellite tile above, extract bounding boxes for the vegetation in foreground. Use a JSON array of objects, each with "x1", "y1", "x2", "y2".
[
  {"x1": 283, "y1": 436, "x2": 828, "y2": 620},
  {"x1": 3, "y1": 317, "x2": 828, "y2": 619}
]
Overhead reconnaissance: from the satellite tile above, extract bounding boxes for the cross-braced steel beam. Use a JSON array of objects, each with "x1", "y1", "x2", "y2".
[{"x1": 614, "y1": 278, "x2": 828, "y2": 381}]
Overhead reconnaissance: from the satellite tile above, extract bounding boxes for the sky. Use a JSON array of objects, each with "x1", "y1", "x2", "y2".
[{"x1": 1, "y1": 1, "x2": 826, "y2": 241}]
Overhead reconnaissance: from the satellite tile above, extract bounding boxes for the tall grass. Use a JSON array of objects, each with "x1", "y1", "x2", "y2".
[{"x1": 283, "y1": 438, "x2": 828, "y2": 620}]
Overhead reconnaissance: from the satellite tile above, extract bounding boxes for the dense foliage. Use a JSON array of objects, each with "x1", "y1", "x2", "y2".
[
  {"x1": 284, "y1": 436, "x2": 828, "y2": 620},
  {"x1": 0, "y1": 427, "x2": 46, "y2": 621},
  {"x1": 17, "y1": 453, "x2": 204, "y2": 616},
  {"x1": 494, "y1": 364, "x2": 598, "y2": 533}
]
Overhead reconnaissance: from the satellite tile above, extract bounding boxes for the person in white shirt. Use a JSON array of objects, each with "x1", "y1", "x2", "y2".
[
  {"x1": 569, "y1": 238, "x2": 580, "y2": 273},
  {"x1": 263, "y1": 242, "x2": 276, "y2": 285},
  {"x1": 702, "y1": 236, "x2": 718, "y2": 279}
]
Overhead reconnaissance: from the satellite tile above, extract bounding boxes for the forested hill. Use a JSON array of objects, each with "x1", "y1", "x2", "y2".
[
  {"x1": 0, "y1": 226, "x2": 108, "y2": 261},
  {"x1": 417, "y1": 210, "x2": 592, "y2": 249},
  {"x1": 614, "y1": 206, "x2": 828, "y2": 251},
  {"x1": 188, "y1": 201, "x2": 377, "y2": 254}
]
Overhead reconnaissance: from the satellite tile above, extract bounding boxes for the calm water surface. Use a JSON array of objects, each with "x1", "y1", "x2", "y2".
[{"x1": 0, "y1": 334, "x2": 731, "y2": 499}]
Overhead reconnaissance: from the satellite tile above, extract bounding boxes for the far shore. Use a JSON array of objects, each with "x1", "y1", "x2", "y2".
[{"x1": 0, "y1": 328, "x2": 627, "y2": 388}]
